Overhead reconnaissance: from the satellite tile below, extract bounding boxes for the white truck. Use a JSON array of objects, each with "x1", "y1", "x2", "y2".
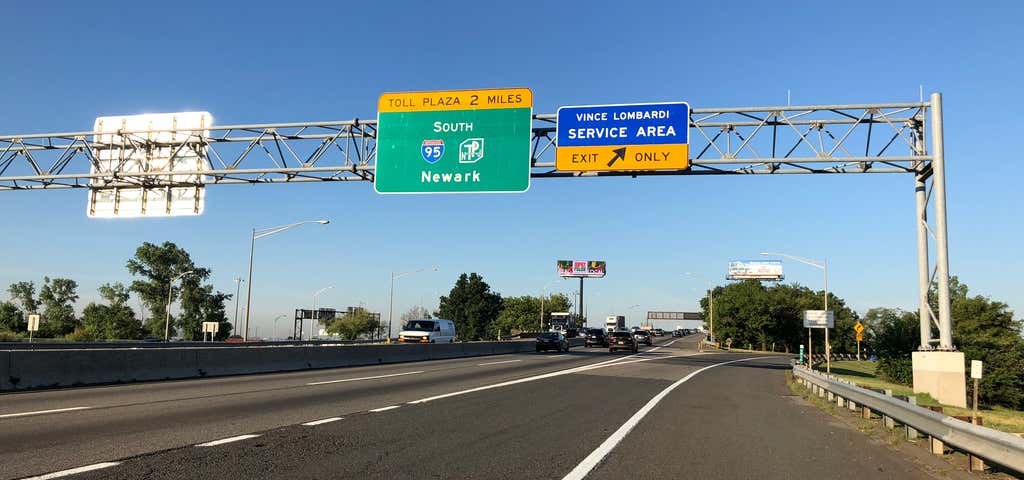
[
  {"x1": 549, "y1": 312, "x2": 578, "y2": 337},
  {"x1": 605, "y1": 315, "x2": 625, "y2": 333}
]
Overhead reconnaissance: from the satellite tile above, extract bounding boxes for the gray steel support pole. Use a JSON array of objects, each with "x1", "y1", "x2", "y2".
[
  {"x1": 233, "y1": 277, "x2": 242, "y2": 335},
  {"x1": 824, "y1": 260, "x2": 830, "y2": 373},
  {"x1": 243, "y1": 229, "x2": 255, "y2": 342},
  {"x1": 915, "y1": 172, "x2": 932, "y2": 348},
  {"x1": 930, "y1": 93, "x2": 954, "y2": 350},
  {"x1": 578, "y1": 277, "x2": 584, "y2": 328}
]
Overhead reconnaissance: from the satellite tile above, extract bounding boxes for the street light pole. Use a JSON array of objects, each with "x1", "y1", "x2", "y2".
[
  {"x1": 388, "y1": 267, "x2": 439, "y2": 342},
  {"x1": 165, "y1": 270, "x2": 195, "y2": 341},
  {"x1": 233, "y1": 277, "x2": 244, "y2": 334},
  {"x1": 761, "y1": 252, "x2": 830, "y2": 372},
  {"x1": 243, "y1": 219, "x2": 329, "y2": 341},
  {"x1": 311, "y1": 286, "x2": 334, "y2": 341}
]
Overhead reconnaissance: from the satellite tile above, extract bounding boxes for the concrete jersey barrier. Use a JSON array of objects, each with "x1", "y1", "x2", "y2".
[{"x1": 0, "y1": 341, "x2": 535, "y2": 392}]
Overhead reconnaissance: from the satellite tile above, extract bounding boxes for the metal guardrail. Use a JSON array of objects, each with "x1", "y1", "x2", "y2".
[{"x1": 793, "y1": 364, "x2": 1024, "y2": 474}]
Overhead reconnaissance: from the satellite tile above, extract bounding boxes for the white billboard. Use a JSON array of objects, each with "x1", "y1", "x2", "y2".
[
  {"x1": 88, "y1": 112, "x2": 212, "y2": 218},
  {"x1": 727, "y1": 260, "x2": 784, "y2": 280},
  {"x1": 803, "y1": 310, "x2": 834, "y2": 328}
]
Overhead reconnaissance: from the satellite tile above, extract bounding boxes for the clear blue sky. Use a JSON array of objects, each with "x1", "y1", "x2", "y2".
[{"x1": 1, "y1": 1, "x2": 1021, "y2": 337}]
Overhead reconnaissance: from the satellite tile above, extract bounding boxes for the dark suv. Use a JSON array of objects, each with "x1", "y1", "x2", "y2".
[
  {"x1": 584, "y1": 328, "x2": 608, "y2": 348},
  {"x1": 608, "y1": 330, "x2": 638, "y2": 353}
]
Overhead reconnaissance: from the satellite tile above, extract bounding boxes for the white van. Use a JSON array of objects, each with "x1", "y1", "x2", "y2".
[{"x1": 398, "y1": 319, "x2": 456, "y2": 343}]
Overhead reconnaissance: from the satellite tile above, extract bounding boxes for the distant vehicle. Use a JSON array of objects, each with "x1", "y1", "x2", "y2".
[
  {"x1": 608, "y1": 331, "x2": 638, "y2": 353},
  {"x1": 630, "y1": 326, "x2": 641, "y2": 333},
  {"x1": 633, "y1": 329, "x2": 653, "y2": 346},
  {"x1": 536, "y1": 332, "x2": 570, "y2": 352},
  {"x1": 398, "y1": 319, "x2": 455, "y2": 343},
  {"x1": 225, "y1": 335, "x2": 245, "y2": 343},
  {"x1": 672, "y1": 329, "x2": 682, "y2": 337},
  {"x1": 550, "y1": 312, "x2": 579, "y2": 337},
  {"x1": 584, "y1": 328, "x2": 608, "y2": 348},
  {"x1": 605, "y1": 315, "x2": 626, "y2": 333},
  {"x1": 654, "y1": 328, "x2": 665, "y2": 336}
]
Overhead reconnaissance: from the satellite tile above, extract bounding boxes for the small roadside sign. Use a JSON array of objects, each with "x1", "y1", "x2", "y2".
[
  {"x1": 27, "y1": 314, "x2": 40, "y2": 332},
  {"x1": 556, "y1": 102, "x2": 689, "y2": 172},
  {"x1": 854, "y1": 321, "x2": 865, "y2": 334},
  {"x1": 971, "y1": 360, "x2": 983, "y2": 379}
]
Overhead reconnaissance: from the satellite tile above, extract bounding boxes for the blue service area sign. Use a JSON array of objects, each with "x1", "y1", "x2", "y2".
[{"x1": 556, "y1": 102, "x2": 690, "y2": 171}]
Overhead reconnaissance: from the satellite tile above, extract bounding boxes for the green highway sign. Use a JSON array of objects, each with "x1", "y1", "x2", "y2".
[{"x1": 374, "y1": 88, "x2": 532, "y2": 194}]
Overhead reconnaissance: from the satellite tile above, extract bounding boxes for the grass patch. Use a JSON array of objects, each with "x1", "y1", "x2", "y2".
[{"x1": 827, "y1": 360, "x2": 1024, "y2": 434}]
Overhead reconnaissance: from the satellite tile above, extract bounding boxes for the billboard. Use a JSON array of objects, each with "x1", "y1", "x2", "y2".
[
  {"x1": 557, "y1": 260, "x2": 606, "y2": 278},
  {"x1": 803, "y1": 310, "x2": 834, "y2": 328},
  {"x1": 88, "y1": 112, "x2": 212, "y2": 218},
  {"x1": 727, "y1": 260, "x2": 784, "y2": 280},
  {"x1": 647, "y1": 312, "x2": 703, "y2": 321}
]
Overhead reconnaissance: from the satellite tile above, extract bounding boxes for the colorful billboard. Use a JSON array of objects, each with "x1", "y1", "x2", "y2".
[
  {"x1": 557, "y1": 260, "x2": 607, "y2": 278},
  {"x1": 727, "y1": 260, "x2": 784, "y2": 280}
]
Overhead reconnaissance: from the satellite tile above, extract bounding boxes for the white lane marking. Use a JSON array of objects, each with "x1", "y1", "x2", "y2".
[
  {"x1": 408, "y1": 352, "x2": 643, "y2": 405},
  {"x1": 544, "y1": 355, "x2": 562, "y2": 358},
  {"x1": 0, "y1": 406, "x2": 91, "y2": 419},
  {"x1": 195, "y1": 434, "x2": 261, "y2": 447},
  {"x1": 22, "y1": 462, "x2": 122, "y2": 479},
  {"x1": 369, "y1": 405, "x2": 401, "y2": 413},
  {"x1": 306, "y1": 370, "x2": 424, "y2": 386},
  {"x1": 561, "y1": 356, "x2": 772, "y2": 480},
  {"x1": 477, "y1": 359, "x2": 522, "y2": 366},
  {"x1": 301, "y1": 413, "x2": 346, "y2": 423}
]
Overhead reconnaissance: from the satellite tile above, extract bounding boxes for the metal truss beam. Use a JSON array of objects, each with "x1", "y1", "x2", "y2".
[{"x1": 0, "y1": 100, "x2": 931, "y2": 190}]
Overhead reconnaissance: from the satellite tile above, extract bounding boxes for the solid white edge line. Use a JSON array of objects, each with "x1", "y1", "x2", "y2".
[
  {"x1": 477, "y1": 359, "x2": 522, "y2": 366},
  {"x1": 302, "y1": 417, "x2": 343, "y2": 426},
  {"x1": 561, "y1": 356, "x2": 772, "y2": 480},
  {"x1": 22, "y1": 462, "x2": 121, "y2": 480},
  {"x1": 369, "y1": 405, "x2": 401, "y2": 413},
  {"x1": 306, "y1": 370, "x2": 424, "y2": 386},
  {"x1": 195, "y1": 434, "x2": 261, "y2": 447},
  {"x1": 0, "y1": 406, "x2": 91, "y2": 419}
]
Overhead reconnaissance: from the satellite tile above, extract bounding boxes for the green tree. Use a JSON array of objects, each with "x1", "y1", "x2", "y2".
[
  {"x1": 326, "y1": 308, "x2": 382, "y2": 340},
  {"x1": 177, "y1": 284, "x2": 232, "y2": 341},
  {"x1": 7, "y1": 281, "x2": 38, "y2": 313},
  {"x1": 943, "y1": 277, "x2": 1024, "y2": 408},
  {"x1": 400, "y1": 306, "x2": 433, "y2": 323},
  {"x1": 437, "y1": 273, "x2": 503, "y2": 341},
  {"x1": 39, "y1": 277, "x2": 79, "y2": 337},
  {"x1": 0, "y1": 301, "x2": 25, "y2": 332},
  {"x1": 80, "y1": 283, "x2": 144, "y2": 340},
  {"x1": 126, "y1": 241, "x2": 210, "y2": 338},
  {"x1": 490, "y1": 294, "x2": 572, "y2": 337},
  {"x1": 864, "y1": 307, "x2": 918, "y2": 385}
]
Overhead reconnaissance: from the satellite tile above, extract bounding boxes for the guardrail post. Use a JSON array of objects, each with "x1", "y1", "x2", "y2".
[
  {"x1": 818, "y1": 385, "x2": 826, "y2": 399},
  {"x1": 930, "y1": 435, "x2": 945, "y2": 455},
  {"x1": 969, "y1": 453, "x2": 986, "y2": 472},
  {"x1": 836, "y1": 394, "x2": 844, "y2": 408},
  {"x1": 862, "y1": 405, "x2": 872, "y2": 419},
  {"x1": 905, "y1": 397, "x2": 920, "y2": 440},
  {"x1": 848, "y1": 399, "x2": 857, "y2": 412},
  {"x1": 883, "y1": 389, "x2": 896, "y2": 429}
]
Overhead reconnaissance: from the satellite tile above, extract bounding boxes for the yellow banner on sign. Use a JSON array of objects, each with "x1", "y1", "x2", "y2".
[
  {"x1": 856, "y1": 332, "x2": 864, "y2": 342},
  {"x1": 378, "y1": 88, "x2": 532, "y2": 113},
  {"x1": 556, "y1": 144, "x2": 689, "y2": 172}
]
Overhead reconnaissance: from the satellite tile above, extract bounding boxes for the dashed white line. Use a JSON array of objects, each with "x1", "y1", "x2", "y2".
[
  {"x1": 302, "y1": 417, "x2": 343, "y2": 426},
  {"x1": 22, "y1": 462, "x2": 121, "y2": 479},
  {"x1": 369, "y1": 405, "x2": 401, "y2": 413},
  {"x1": 561, "y1": 357, "x2": 772, "y2": 480},
  {"x1": 306, "y1": 370, "x2": 424, "y2": 386},
  {"x1": 0, "y1": 406, "x2": 91, "y2": 419},
  {"x1": 195, "y1": 434, "x2": 261, "y2": 447},
  {"x1": 477, "y1": 359, "x2": 522, "y2": 366}
]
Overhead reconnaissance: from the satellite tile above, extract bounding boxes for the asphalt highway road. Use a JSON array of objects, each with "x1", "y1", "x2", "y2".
[{"x1": 0, "y1": 335, "x2": 956, "y2": 479}]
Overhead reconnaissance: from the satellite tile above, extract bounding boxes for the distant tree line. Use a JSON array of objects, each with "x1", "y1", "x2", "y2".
[
  {"x1": 699, "y1": 277, "x2": 1024, "y2": 409},
  {"x1": 0, "y1": 241, "x2": 232, "y2": 341}
]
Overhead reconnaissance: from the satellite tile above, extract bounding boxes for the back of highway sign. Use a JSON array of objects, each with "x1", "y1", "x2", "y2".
[
  {"x1": 375, "y1": 88, "x2": 532, "y2": 194},
  {"x1": 556, "y1": 102, "x2": 689, "y2": 172}
]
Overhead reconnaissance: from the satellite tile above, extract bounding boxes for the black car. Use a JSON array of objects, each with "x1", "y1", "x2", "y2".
[
  {"x1": 672, "y1": 329, "x2": 683, "y2": 337},
  {"x1": 584, "y1": 328, "x2": 608, "y2": 348},
  {"x1": 608, "y1": 331, "x2": 638, "y2": 353},
  {"x1": 653, "y1": 328, "x2": 665, "y2": 336},
  {"x1": 633, "y1": 329, "x2": 653, "y2": 346},
  {"x1": 536, "y1": 332, "x2": 570, "y2": 352}
]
